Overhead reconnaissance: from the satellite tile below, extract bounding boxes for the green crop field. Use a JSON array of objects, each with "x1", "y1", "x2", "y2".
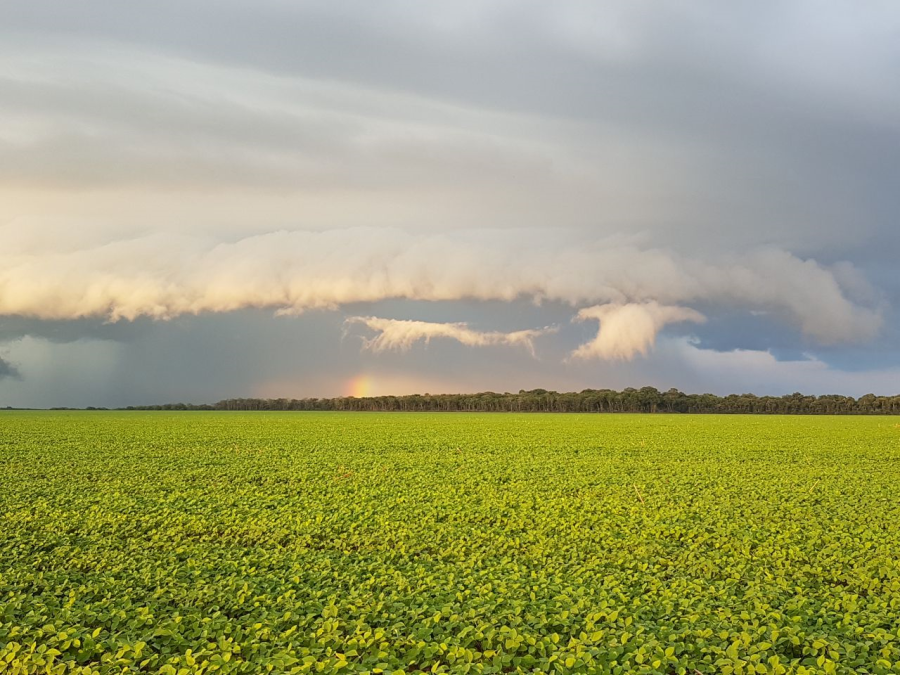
[{"x1": 1, "y1": 412, "x2": 899, "y2": 675}]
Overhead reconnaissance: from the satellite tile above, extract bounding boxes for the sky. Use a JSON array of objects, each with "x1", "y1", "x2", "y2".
[{"x1": 1, "y1": 1, "x2": 899, "y2": 407}]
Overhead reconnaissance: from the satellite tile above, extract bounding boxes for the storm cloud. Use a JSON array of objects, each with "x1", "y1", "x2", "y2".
[
  {"x1": 1, "y1": 1, "x2": 898, "y2": 406},
  {"x1": 0, "y1": 357, "x2": 20, "y2": 382},
  {"x1": 0, "y1": 228, "x2": 883, "y2": 342}
]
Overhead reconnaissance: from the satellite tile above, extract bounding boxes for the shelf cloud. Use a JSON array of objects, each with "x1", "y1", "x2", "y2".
[{"x1": 0, "y1": 227, "x2": 882, "y2": 348}]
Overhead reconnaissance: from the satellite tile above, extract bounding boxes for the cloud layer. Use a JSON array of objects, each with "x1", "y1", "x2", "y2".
[
  {"x1": 1, "y1": 2, "x2": 898, "y2": 405},
  {"x1": 0, "y1": 227, "x2": 882, "y2": 349}
]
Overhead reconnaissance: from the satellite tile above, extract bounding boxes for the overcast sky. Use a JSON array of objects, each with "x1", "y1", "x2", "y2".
[{"x1": 1, "y1": 1, "x2": 899, "y2": 407}]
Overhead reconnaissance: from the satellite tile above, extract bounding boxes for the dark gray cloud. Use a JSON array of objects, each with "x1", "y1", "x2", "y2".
[
  {"x1": 2, "y1": 309, "x2": 898, "y2": 409},
  {"x1": 2, "y1": 2, "x2": 898, "y2": 250},
  {"x1": 0, "y1": 317, "x2": 148, "y2": 345},
  {"x1": 0, "y1": 357, "x2": 20, "y2": 382}
]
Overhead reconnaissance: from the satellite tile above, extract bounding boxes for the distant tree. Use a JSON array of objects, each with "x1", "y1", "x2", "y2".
[{"x1": 121, "y1": 388, "x2": 900, "y2": 415}]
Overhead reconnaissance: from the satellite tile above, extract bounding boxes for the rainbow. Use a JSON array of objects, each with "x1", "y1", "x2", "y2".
[{"x1": 347, "y1": 374, "x2": 373, "y2": 398}]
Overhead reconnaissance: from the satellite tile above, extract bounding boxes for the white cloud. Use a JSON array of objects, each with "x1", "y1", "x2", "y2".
[
  {"x1": 571, "y1": 302, "x2": 706, "y2": 361},
  {"x1": 346, "y1": 316, "x2": 556, "y2": 356},
  {"x1": 0, "y1": 227, "x2": 882, "y2": 347},
  {"x1": 672, "y1": 338, "x2": 900, "y2": 397}
]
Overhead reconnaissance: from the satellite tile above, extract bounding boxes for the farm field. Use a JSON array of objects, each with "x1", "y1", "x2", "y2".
[{"x1": 1, "y1": 412, "x2": 899, "y2": 675}]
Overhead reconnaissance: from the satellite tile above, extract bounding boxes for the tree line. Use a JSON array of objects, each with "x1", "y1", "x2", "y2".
[{"x1": 123, "y1": 387, "x2": 900, "y2": 414}]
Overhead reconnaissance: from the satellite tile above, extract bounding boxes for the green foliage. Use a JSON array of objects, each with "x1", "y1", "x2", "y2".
[
  {"x1": 1, "y1": 412, "x2": 899, "y2": 674},
  {"x1": 122, "y1": 389, "x2": 900, "y2": 414}
]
